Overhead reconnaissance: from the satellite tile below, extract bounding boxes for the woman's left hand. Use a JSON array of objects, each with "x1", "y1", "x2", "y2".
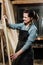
[
  {"x1": 10, "y1": 49, "x2": 23, "y2": 60},
  {"x1": 10, "y1": 53, "x2": 18, "y2": 60}
]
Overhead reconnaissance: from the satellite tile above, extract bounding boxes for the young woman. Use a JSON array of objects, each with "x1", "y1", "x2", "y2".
[{"x1": 4, "y1": 9, "x2": 38, "y2": 65}]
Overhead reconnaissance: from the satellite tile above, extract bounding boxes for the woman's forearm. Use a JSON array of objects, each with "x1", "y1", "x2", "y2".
[
  {"x1": 16, "y1": 49, "x2": 24, "y2": 56},
  {"x1": 7, "y1": 23, "x2": 24, "y2": 30}
]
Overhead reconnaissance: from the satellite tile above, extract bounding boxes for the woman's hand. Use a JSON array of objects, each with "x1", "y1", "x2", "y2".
[
  {"x1": 2, "y1": 15, "x2": 9, "y2": 26},
  {"x1": 10, "y1": 53, "x2": 18, "y2": 60},
  {"x1": 3, "y1": 15, "x2": 8, "y2": 20},
  {"x1": 10, "y1": 49, "x2": 23, "y2": 60}
]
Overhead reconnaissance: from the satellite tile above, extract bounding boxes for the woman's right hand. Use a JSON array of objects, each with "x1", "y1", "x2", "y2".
[
  {"x1": 3, "y1": 15, "x2": 9, "y2": 26},
  {"x1": 3, "y1": 15, "x2": 8, "y2": 20}
]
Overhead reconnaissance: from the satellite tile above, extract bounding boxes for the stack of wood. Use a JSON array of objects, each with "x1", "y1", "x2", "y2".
[{"x1": 0, "y1": 0, "x2": 18, "y2": 65}]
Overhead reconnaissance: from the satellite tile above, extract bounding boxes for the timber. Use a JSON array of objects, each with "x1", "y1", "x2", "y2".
[
  {"x1": 0, "y1": 0, "x2": 2, "y2": 3},
  {"x1": 1, "y1": 37, "x2": 5, "y2": 65},
  {"x1": 0, "y1": 0, "x2": 18, "y2": 65},
  {"x1": 2, "y1": 17, "x2": 12, "y2": 65},
  {"x1": 3, "y1": 0, "x2": 18, "y2": 53},
  {"x1": 12, "y1": 0, "x2": 43, "y2": 4}
]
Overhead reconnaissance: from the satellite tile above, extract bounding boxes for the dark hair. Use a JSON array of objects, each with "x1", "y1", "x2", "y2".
[{"x1": 23, "y1": 9, "x2": 39, "y2": 21}]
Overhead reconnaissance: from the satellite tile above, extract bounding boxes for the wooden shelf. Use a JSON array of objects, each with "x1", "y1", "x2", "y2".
[
  {"x1": 11, "y1": 0, "x2": 43, "y2": 4},
  {"x1": 32, "y1": 45, "x2": 43, "y2": 48},
  {"x1": 36, "y1": 37, "x2": 43, "y2": 40}
]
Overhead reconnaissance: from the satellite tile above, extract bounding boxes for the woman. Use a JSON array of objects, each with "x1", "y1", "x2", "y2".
[{"x1": 4, "y1": 9, "x2": 38, "y2": 65}]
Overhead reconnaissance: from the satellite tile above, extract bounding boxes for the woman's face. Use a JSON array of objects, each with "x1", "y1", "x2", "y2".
[{"x1": 23, "y1": 13, "x2": 31, "y2": 24}]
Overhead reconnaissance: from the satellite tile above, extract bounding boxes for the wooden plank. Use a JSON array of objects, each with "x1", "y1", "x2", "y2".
[
  {"x1": 1, "y1": 37, "x2": 5, "y2": 65},
  {"x1": 0, "y1": 0, "x2": 2, "y2": 3},
  {"x1": 4, "y1": 0, "x2": 18, "y2": 53},
  {"x1": 2, "y1": 0, "x2": 12, "y2": 65},
  {"x1": 12, "y1": 0, "x2": 43, "y2": 4},
  {"x1": 2, "y1": 17, "x2": 12, "y2": 65}
]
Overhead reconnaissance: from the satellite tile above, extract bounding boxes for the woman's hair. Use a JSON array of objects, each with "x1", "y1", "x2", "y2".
[{"x1": 23, "y1": 9, "x2": 39, "y2": 21}]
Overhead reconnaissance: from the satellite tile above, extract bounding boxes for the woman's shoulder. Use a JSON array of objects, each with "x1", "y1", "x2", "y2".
[
  {"x1": 31, "y1": 23, "x2": 37, "y2": 30},
  {"x1": 28, "y1": 23, "x2": 37, "y2": 34}
]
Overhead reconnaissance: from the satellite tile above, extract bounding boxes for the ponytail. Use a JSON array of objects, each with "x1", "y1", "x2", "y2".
[
  {"x1": 33, "y1": 11, "x2": 39, "y2": 21},
  {"x1": 28, "y1": 10, "x2": 39, "y2": 21}
]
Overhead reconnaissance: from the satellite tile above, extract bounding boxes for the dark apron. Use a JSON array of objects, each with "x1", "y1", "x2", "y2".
[{"x1": 12, "y1": 30, "x2": 34, "y2": 65}]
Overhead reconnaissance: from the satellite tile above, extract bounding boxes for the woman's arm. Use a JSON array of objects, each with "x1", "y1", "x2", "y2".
[
  {"x1": 3, "y1": 15, "x2": 24, "y2": 30},
  {"x1": 21, "y1": 28, "x2": 37, "y2": 52},
  {"x1": 7, "y1": 23, "x2": 24, "y2": 30}
]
